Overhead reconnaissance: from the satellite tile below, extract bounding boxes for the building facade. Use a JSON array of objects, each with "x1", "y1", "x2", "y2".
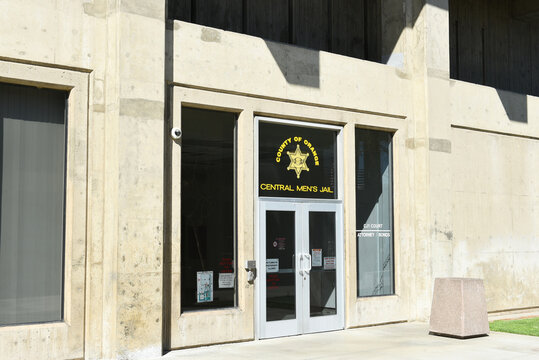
[{"x1": 0, "y1": 0, "x2": 537, "y2": 359}]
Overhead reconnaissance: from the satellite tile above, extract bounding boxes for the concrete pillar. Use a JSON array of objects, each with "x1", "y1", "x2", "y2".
[
  {"x1": 423, "y1": 0, "x2": 454, "y2": 283},
  {"x1": 405, "y1": 0, "x2": 451, "y2": 320},
  {"x1": 85, "y1": 1, "x2": 166, "y2": 359},
  {"x1": 115, "y1": 1, "x2": 165, "y2": 358},
  {"x1": 405, "y1": 0, "x2": 432, "y2": 320}
]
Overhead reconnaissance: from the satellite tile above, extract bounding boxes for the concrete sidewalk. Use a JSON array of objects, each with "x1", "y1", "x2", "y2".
[{"x1": 157, "y1": 322, "x2": 539, "y2": 360}]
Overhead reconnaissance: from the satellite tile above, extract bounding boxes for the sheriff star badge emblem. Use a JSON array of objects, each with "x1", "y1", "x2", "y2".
[{"x1": 287, "y1": 144, "x2": 310, "y2": 179}]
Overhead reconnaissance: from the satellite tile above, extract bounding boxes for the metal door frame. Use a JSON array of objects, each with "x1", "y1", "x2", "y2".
[{"x1": 254, "y1": 116, "x2": 344, "y2": 339}]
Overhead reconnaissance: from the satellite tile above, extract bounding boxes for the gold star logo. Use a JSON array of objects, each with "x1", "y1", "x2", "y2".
[{"x1": 287, "y1": 144, "x2": 309, "y2": 179}]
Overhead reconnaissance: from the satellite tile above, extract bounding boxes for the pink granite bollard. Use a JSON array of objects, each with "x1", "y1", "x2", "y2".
[{"x1": 429, "y1": 278, "x2": 490, "y2": 338}]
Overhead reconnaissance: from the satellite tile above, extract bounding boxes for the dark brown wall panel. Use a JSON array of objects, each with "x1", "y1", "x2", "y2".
[
  {"x1": 292, "y1": 0, "x2": 330, "y2": 52},
  {"x1": 531, "y1": 23, "x2": 539, "y2": 96},
  {"x1": 331, "y1": 0, "x2": 365, "y2": 59},
  {"x1": 451, "y1": 0, "x2": 538, "y2": 96},
  {"x1": 169, "y1": 0, "x2": 191, "y2": 22},
  {"x1": 364, "y1": 0, "x2": 381, "y2": 62},
  {"x1": 449, "y1": 0, "x2": 459, "y2": 78},
  {"x1": 245, "y1": 0, "x2": 289, "y2": 43},
  {"x1": 195, "y1": 0, "x2": 243, "y2": 33},
  {"x1": 456, "y1": 0, "x2": 485, "y2": 85},
  {"x1": 484, "y1": 0, "x2": 510, "y2": 90},
  {"x1": 168, "y1": 0, "x2": 382, "y2": 63},
  {"x1": 508, "y1": 18, "x2": 531, "y2": 94}
]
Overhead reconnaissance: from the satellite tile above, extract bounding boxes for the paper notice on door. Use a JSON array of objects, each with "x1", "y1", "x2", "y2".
[
  {"x1": 312, "y1": 249, "x2": 322, "y2": 267},
  {"x1": 266, "y1": 258, "x2": 279, "y2": 273},
  {"x1": 218, "y1": 272, "x2": 235, "y2": 288},
  {"x1": 197, "y1": 271, "x2": 213, "y2": 303},
  {"x1": 323, "y1": 257, "x2": 336, "y2": 270}
]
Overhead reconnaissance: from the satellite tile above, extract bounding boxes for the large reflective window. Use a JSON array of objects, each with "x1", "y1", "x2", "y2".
[
  {"x1": 0, "y1": 83, "x2": 66, "y2": 325},
  {"x1": 181, "y1": 107, "x2": 236, "y2": 312},
  {"x1": 309, "y1": 211, "x2": 337, "y2": 317},
  {"x1": 356, "y1": 129, "x2": 394, "y2": 297},
  {"x1": 259, "y1": 122, "x2": 337, "y2": 199},
  {"x1": 265, "y1": 211, "x2": 296, "y2": 321}
]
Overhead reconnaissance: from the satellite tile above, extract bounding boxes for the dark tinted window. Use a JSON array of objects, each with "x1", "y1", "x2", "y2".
[
  {"x1": 309, "y1": 211, "x2": 337, "y2": 317},
  {"x1": 181, "y1": 107, "x2": 236, "y2": 311},
  {"x1": 259, "y1": 122, "x2": 337, "y2": 199},
  {"x1": 266, "y1": 211, "x2": 296, "y2": 321}
]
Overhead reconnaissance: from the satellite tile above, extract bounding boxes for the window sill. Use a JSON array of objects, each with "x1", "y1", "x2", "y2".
[
  {"x1": 180, "y1": 307, "x2": 242, "y2": 318},
  {"x1": 357, "y1": 294, "x2": 399, "y2": 302}
]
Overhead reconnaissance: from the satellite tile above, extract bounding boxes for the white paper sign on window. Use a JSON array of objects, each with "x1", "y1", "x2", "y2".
[
  {"x1": 218, "y1": 272, "x2": 235, "y2": 288},
  {"x1": 323, "y1": 257, "x2": 336, "y2": 270},
  {"x1": 266, "y1": 258, "x2": 279, "y2": 273},
  {"x1": 197, "y1": 271, "x2": 213, "y2": 303},
  {"x1": 312, "y1": 249, "x2": 322, "y2": 267}
]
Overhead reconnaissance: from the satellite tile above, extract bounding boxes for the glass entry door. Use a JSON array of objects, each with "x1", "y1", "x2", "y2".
[{"x1": 258, "y1": 201, "x2": 344, "y2": 339}]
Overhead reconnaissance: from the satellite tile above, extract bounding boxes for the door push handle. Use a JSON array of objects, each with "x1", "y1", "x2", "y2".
[
  {"x1": 304, "y1": 253, "x2": 312, "y2": 275},
  {"x1": 298, "y1": 253, "x2": 312, "y2": 276}
]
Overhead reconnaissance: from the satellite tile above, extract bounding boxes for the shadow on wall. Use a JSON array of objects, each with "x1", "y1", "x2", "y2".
[
  {"x1": 259, "y1": 0, "x2": 449, "y2": 89},
  {"x1": 264, "y1": 41, "x2": 320, "y2": 88},
  {"x1": 166, "y1": 0, "x2": 451, "y2": 89},
  {"x1": 167, "y1": 1, "x2": 532, "y2": 125},
  {"x1": 496, "y1": 89, "x2": 528, "y2": 124}
]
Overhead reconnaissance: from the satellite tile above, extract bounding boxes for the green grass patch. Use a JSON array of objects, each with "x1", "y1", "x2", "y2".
[{"x1": 489, "y1": 317, "x2": 539, "y2": 337}]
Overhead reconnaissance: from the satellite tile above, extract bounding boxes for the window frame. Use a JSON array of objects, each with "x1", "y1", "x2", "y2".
[
  {"x1": 0, "y1": 60, "x2": 88, "y2": 359},
  {"x1": 355, "y1": 127, "x2": 395, "y2": 299},
  {"x1": 0, "y1": 82, "x2": 68, "y2": 326},
  {"x1": 168, "y1": 87, "x2": 253, "y2": 349},
  {"x1": 257, "y1": 118, "x2": 342, "y2": 200},
  {"x1": 179, "y1": 106, "x2": 239, "y2": 313}
]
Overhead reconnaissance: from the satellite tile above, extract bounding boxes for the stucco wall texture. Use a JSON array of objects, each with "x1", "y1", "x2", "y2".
[{"x1": 0, "y1": 0, "x2": 537, "y2": 359}]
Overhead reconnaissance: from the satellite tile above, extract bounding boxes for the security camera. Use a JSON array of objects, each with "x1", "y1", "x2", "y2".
[{"x1": 170, "y1": 128, "x2": 182, "y2": 140}]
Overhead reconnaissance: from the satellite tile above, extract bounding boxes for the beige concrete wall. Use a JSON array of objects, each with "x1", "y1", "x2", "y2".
[
  {"x1": 1, "y1": 0, "x2": 165, "y2": 359},
  {"x1": 425, "y1": 0, "x2": 539, "y2": 316},
  {"x1": 0, "y1": 58, "x2": 89, "y2": 360},
  {"x1": 114, "y1": 2, "x2": 165, "y2": 358},
  {"x1": 171, "y1": 22, "x2": 411, "y2": 118},
  {"x1": 0, "y1": 2, "x2": 95, "y2": 359},
  {"x1": 449, "y1": 85, "x2": 539, "y2": 312},
  {"x1": 428, "y1": 76, "x2": 539, "y2": 313},
  {"x1": 0, "y1": 0, "x2": 536, "y2": 358}
]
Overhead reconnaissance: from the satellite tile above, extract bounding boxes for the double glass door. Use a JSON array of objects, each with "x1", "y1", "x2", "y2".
[{"x1": 258, "y1": 201, "x2": 344, "y2": 338}]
